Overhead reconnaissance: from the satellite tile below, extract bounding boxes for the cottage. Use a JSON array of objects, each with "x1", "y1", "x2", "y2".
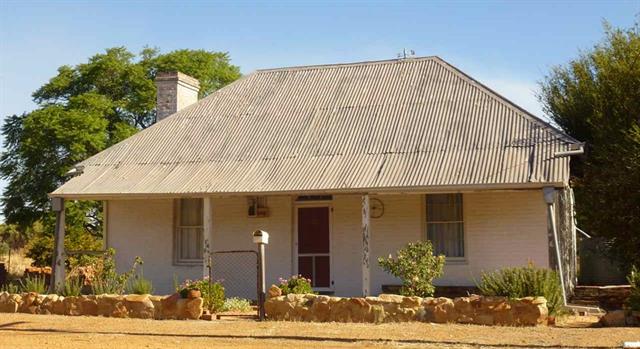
[{"x1": 51, "y1": 57, "x2": 581, "y2": 298}]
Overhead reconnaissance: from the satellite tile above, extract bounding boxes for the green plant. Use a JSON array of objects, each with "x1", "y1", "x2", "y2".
[
  {"x1": 1, "y1": 281, "x2": 21, "y2": 294},
  {"x1": 377, "y1": 241, "x2": 445, "y2": 297},
  {"x1": 92, "y1": 248, "x2": 142, "y2": 295},
  {"x1": 478, "y1": 264, "x2": 563, "y2": 315},
  {"x1": 126, "y1": 269, "x2": 154, "y2": 295},
  {"x1": 221, "y1": 297, "x2": 252, "y2": 312},
  {"x1": 178, "y1": 278, "x2": 225, "y2": 312},
  {"x1": 626, "y1": 265, "x2": 640, "y2": 311},
  {"x1": 62, "y1": 276, "x2": 83, "y2": 297},
  {"x1": 20, "y1": 274, "x2": 47, "y2": 294},
  {"x1": 278, "y1": 275, "x2": 314, "y2": 295}
]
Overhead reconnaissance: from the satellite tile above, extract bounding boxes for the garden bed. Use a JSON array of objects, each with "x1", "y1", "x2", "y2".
[
  {"x1": 0, "y1": 291, "x2": 204, "y2": 320},
  {"x1": 265, "y1": 286, "x2": 549, "y2": 326}
]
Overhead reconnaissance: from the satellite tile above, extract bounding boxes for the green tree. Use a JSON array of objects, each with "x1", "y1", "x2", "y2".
[
  {"x1": 539, "y1": 22, "x2": 640, "y2": 270},
  {"x1": 0, "y1": 47, "x2": 241, "y2": 261}
]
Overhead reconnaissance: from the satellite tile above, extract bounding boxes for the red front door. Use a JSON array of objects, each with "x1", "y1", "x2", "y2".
[{"x1": 297, "y1": 206, "x2": 331, "y2": 288}]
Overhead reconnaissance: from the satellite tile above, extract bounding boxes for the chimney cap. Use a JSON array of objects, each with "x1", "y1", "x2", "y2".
[{"x1": 155, "y1": 71, "x2": 200, "y2": 89}]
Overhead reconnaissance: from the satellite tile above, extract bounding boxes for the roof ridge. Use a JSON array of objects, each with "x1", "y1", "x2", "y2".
[
  {"x1": 430, "y1": 57, "x2": 581, "y2": 144},
  {"x1": 255, "y1": 55, "x2": 440, "y2": 72}
]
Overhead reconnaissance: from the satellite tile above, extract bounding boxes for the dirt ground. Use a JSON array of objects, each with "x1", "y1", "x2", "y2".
[{"x1": 0, "y1": 313, "x2": 639, "y2": 349}]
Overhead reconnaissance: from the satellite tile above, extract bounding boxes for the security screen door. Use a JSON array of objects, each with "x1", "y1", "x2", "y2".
[{"x1": 296, "y1": 206, "x2": 331, "y2": 288}]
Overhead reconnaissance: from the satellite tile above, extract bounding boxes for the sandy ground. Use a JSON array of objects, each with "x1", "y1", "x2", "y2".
[{"x1": 0, "y1": 313, "x2": 639, "y2": 349}]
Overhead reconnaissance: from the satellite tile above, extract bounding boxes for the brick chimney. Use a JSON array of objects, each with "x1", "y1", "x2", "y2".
[{"x1": 155, "y1": 72, "x2": 200, "y2": 122}]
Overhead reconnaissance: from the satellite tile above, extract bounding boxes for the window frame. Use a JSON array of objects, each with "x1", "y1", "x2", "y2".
[
  {"x1": 173, "y1": 198, "x2": 204, "y2": 266},
  {"x1": 425, "y1": 193, "x2": 467, "y2": 262}
]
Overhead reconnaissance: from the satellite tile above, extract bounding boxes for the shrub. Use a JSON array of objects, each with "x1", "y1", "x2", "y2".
[
  {"x1": 377, "y1": 241, "x2": 445, "y2": 297},
  {"x1": 20, "y1": 274, "x2": 47, "y2": 294},
  {"x1": 91, "y1": 248, "x2": 142, "y2": 295},
  {"x1": 221, "y1": 297, "x2": 252, "y2": 312},
  {"x1": 1, "y1": 281, "x2": 20, "y2": 294},
  {"x1": 278, "y1": 275, "x2": 313, "y2": 295},
  {"x1": 62, "y1": 277, "x2": 83, "y2": 297},
  {"x1": 178, "y1": 278, "x2": 225, "y2": 312},
  {"x1": 126, "y1": 270, "x2": 154, "y2": 295},
  {"x1": 478, "y1": 264, "x2": 563, "y2": 315},
  {"x1": 626, "y1": 265, "x2": 640, "y2": 311}
]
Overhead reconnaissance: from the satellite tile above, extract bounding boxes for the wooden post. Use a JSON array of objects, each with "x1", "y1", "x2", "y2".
[
  {"x1": 49, "y1": 197, "x2": 66, "y2": 294},
  {"x1": 543, "y1": 187, "x2": 567, "y2": 306},
  {"x1": 361, "y1": 194, "x2": 370, "y2": 297},
  {"x1": 203, "y1": 197, "x2": 213, "y2": 280}
]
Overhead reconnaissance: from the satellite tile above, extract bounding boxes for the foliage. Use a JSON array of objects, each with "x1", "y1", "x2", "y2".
[
  {"x1": 178, "y1": 277, "x2": 225, "y2": 312},
  {"x1": 126, "y1": 268, "x2": 154, "y2": 295},
  {"x1": 0, "y1": 282, "x2": 20, "y2": 294},
  {"x1": 20, "y1": 274, "x2": 47, "y2": 294},
  {"x1": 627, "y1": 266, "x2": 640, "y2": 311},
  {"x1": 478, "y1": 264, "x2": 563, "y2": 315},
  {"x1": 0, "y1": 46, "x2": 241, "y2": 256},
  {"x1": 25, "y1": 220, "x2": 102, "y2": 267},
  {"x1": 92, "y1": 248, "x2": 143, "y2": 295},
  {"x1": 0, "y1": 242, "x2": 8, "y2": 258},
  {"x1": 278, "y1": 275, "x2": 314, "y2": 295},
  {"x1": 539, "y1": 21, "x2": 640, "y2": 270},
  {"x1": 62, "y1": 276, "x2": 83, "y2": 297},
  {"x1": 220, "y1": 297, "x2": 252, "y2": 313},
  {"x1": 377, "y1": 241, "x2": 445, "y2": 297}
]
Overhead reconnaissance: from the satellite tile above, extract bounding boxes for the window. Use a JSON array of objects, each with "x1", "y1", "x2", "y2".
[
  {"x1": 174, "y1": 198, "x2": 203, "y2": 264},
  {"x1": 426, "y1": 194, "x2": 464, "y2": 258}
]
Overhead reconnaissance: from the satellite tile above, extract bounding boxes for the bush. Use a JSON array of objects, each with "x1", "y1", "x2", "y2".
[
  {"x1": 126, "y1": 270, "x2": 154, "y2": 295},
  {"x1": 478, "y1": 264, "x2": 563, "y2": 315},
  {"x1": 20, "y1": 274, "x2": 47, "y2": 293},
  {"x1": 1, "y1": 281, "x2": 20, "y2": 293},
  {"x1": 221, "y1": 297, "x2": 252, "y2": 312},
  {"x1": 626, "y1": 265, "x2": 640, "y2": 311},
  {"x1": 178, "y1": 278, "x2": 225, "y2": 312},
  {"x1": 91, "y1": 248, "x2": 142, "y2": 295},
  {"x1": 62, "y1": 277, "x2": 83, "y2": 296},
  {"x1": 377, "y1": 241, "x2": 445, "y2": 297},
  {"x1": 278, "y1": 275, "x2": 313, "y2": 295}
]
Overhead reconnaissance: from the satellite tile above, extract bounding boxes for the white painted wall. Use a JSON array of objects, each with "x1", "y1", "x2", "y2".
[
  {"x1": 107, "y1": 199, "x2": 201, "y2": 294},
  {"x1": 106, "y1": 190, "x2": 549, "y2": 297}
]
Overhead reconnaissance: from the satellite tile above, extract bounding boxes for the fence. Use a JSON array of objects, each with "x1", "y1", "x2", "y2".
[{"x1": 209, "y1": 250, "x2": 259, "y2": 302}]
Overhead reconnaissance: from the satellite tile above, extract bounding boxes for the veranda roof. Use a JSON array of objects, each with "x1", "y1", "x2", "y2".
[{"x1": 52, "y1": 56, "x2": 579, "y2": 199}]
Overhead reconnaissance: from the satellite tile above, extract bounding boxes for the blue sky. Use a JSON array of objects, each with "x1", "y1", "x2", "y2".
[{"x1": 0, "y1": 0, "x2": 638, "y2": 219}]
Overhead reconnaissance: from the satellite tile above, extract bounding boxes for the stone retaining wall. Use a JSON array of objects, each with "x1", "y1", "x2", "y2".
[
  {"x1": 571, "y1": 285, "x2": 631, "y2": 310},
  {"x1": 265, "y1": 287, "x2": 548, "y2": 326},
  {"x1": 0, "y1": 291, "x2": 203, "y2": 320}
]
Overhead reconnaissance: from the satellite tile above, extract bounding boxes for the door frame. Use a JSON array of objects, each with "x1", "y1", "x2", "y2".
[{"x1": 293, "y1": 201, "x2": 334, "y2": 292}]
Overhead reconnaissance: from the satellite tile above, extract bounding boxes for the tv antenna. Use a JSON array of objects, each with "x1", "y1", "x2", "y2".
[{"x1": 397, "y1": 48, "x2": 415, "y2": 59}]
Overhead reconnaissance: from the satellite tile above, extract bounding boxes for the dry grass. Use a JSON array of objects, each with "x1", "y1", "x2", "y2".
[
  {"x1": 0, "y1": 313, "x2": 639, "y2": 349},
  {"x1": 0, "y1": 249, "x2": 33, "y2": 278}
]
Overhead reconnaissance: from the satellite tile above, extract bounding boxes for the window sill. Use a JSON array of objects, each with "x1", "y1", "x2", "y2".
[
  {"x1": 173, "y1": 261, "x2": 203, "y2": 267},
  {"x1": 444, "y1": 258, "x2": 468, "y2": 265}
]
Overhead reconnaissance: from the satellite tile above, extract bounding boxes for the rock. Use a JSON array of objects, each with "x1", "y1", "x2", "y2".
[
  {"x1": 63, "y1": 296, "x2": 82, "y2": 316},
  {"x1": 183, "y1": 298, "x2": 203, "y2": 320},
  {"x1": 125, "y1": 294, "x2": 154, "y2": 319},
  {"x1": 432, "y1": 298, "x2": 457, "y2": 323},
  {"x1": 149, "y1": 295, "x2": 164, "y2": 319},
  {"x1": 52, "y1": 297, "x2": 65, "y2": 315},
  {"x1": 0, "y1": 293, "x2": 21, "y2": 313},
  {"x1": 268, "y1": 285, "x2": 282, "y2": 299},
  {"x1": 600, "y1": 310, "x2": 626, "y2": 327},
  {"x1": 310, "y1": 297, "x2": 331, "y2": 322},
  {"x1": 79, "y1": 296, "x2": 98, "y2": 316},
  {"x1": 40, "y1": 294, "x2": 59, "y2": 314},
  {"x1": 160, "y1": 293, "x2": 180, "y2": 319},
  {"x1": 378, "y1": 294, "x2": 404, "y2": 303},
  {"x1": 19, "y1": 292, "x2": 38, "y2": 313}
]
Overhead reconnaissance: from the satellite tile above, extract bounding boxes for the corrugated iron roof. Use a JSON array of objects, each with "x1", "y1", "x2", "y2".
[{"x1": 52, "y1": 56, "x2": 578, "y2": 198}]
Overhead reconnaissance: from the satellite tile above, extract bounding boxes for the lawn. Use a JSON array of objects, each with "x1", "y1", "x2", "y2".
[{"x1": 0, "y1": 313, "x2": 638, "y2": 349}]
